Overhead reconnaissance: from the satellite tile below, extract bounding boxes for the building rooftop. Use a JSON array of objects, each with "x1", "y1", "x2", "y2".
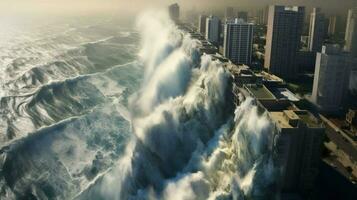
[
  {"x1": 228, "y1": 64, "x2": 251, "y2": 76},
  {"x1": 271, "y1": 88, "x2": 300, "y2": 102},
  {"x1": 270, "y1": 112, "x2": 294, "y2": 129},
  {"x1": 245, "y1": 84, "x2": 276, "y2": 100},
  {"x1": 271, "y1": 110, "x2": 324, "y2": 129},
  {"x1": 211, "y1": 54, "x2": 230, "y2": 63},
  {"x1": 295, "y1": 110, "x2": 323, "y2": 128},
  {"x1": 226, "y1": 18, "x2": 254, "y2": 25},
  {"x1": 255, "y1": 71, "x2": 284, "y2": 84}
]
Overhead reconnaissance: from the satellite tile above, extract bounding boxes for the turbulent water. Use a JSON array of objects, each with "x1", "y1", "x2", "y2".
[{"x1": 0, "y1": 12, "x2": 278, "y2": 200}]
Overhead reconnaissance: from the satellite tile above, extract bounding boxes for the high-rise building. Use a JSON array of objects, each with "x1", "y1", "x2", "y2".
[
  {"x1": 225, "y1": 7, "x2": 234, "y2": 21},
  {"x1": 237, "y1": 11, "x2": 248, "y2": 22},
  {"x1": 271, "y1": 110, "x2": 325, "y2": 193},
  {"x1": 308, "y1": 8, "x2": 326, "y2": 52},
  {"x1": 311, "y1": 45, "x2": 357, "y2": 112},
  {"x1": 205, "y1": 16, "x2": 221, "y2": 46},
  {"x1": 328, "y1": 16, "x2": 337, "y2": 36},
  {"x1": 264, "y1": 6, "x2": 305, "y2": 80},
  {"x1": 223, "y1": 19, "x2": 254, "y2": 65},
  {"x1": 257, "y1": 8, "x2": 268, "y2": 25},
  {"x1": 168, "y1": 3, "x2": 180, "y2": 21},
  {"x1": 297, "y1": 50, "x2": 317, "y2": 73},
  {"x1": 198, "y1": 15, "x2": 207, "y2": 35},
  {"x1": 344, "y1": 7, "x2": 357, "y2": 57}
]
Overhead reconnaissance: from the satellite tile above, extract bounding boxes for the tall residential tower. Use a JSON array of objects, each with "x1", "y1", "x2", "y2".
[
  {"x1": 264, "y1": 5, "x2": 305, "y2": 80},
  {"x1": 205, "y1": 16, "x2": 221, "y2": 46},
  {"x1": 311, "y1": 45, "x2": 357, "y2": 112},
  {"x1": 168, "y1": 3, "x2": 180, "y2": 21},
  {"x1": 308, "y1": 8, "x2": 326, "y2": 52},
  {"x1": 223, "y1": 19, "x2": 254, "y2": 65},
  {"x1": 225, "y1": 7, "x2": 234, "y2": 21},
  {"x1": 328, "y1": 16, "x2": 337, "y2": 36},
  {"x1": 198, "y1": 15, "x2": 207, "y2": 35},
  {"x1": 237, "y1": 11, "x2": 248, "y2": 22},
  {"x1": 344, "y1": 7, "x2": 357, "y2": 57}
]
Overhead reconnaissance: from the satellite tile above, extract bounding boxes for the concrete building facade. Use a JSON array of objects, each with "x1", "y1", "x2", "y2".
[
  {"x1": 328, "y1": 15, "x2": 337, "y2": 36},
  {"x1": 308, "y1": 8, "x2": 326, "y2": 52},
  {"x1": 311, "y1": 45, "x2": 357, "y2": 112},
  {"x1": 205, "y1": 16, "x2": 221, "y2": 46},
  {"x1": 223, "y1": 19, "x2": 254, "y2": 65},
  {"x1": 344, "y1": 7, "x2": 357, "y2": 57},
  {"x1": 225, "y1": 7, "x2": 234, "y2": 21},
  {"x1": 264, "y1": 5, "x2": 305, "y2": 80},
  {"x1": 168, "y1": 3, "x2": 180, "y2": 21},
  {"x1": 237, "y1": 11, "x2": 248, "y2": 22},
  {"x1": 271, "y1": 110, "x2": 325, "y2": 193},
  {"x1": 198, "y1": 15, "x2": 207, "y2": 35}
]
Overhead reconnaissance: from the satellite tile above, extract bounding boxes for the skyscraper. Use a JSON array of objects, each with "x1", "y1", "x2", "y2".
[
  {"x1": 257, "y1": 8, "x2": 267, "y2": 25},
  {"x1": 328, "y1": 16, "x2": 337, "y2": 36},
  {"x1": 198, "y1": 15, "x2": 207, "y2": 35},
  {"x1": 168, "y1": 3, "x2": 180, "y2": 21},
  {"x1": 344, "y1": 7, "x2": 357, "y2": 57},
  {"x1": 271, "y1": 110, "x2": 325, "y2": 193},
  {"x1": 308, "y1": 8, "x2": 326, "y2": 52},
  {"x1": 223, "y1": 19, "x2": 254, "y2": 65},
  {"x1": 311, "y1": 45, "x2": 357, "y2": 112},
  {"x1": 205, "y1": 16, "x2": 221, "y2": 46},
  {"x1": 225, "y1": 7, "x2": 234, "y2": 21},
  {"x1": 237, "y1": 11, "x2": 248, "y2": 22},
  {"x1": 264, "y1": 6, "x2": 305, "y2": 80}
]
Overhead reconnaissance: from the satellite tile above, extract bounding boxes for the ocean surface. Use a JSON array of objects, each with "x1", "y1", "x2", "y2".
[{"x1": 0, "y1": 12, "x2": 278, "y2": 199}]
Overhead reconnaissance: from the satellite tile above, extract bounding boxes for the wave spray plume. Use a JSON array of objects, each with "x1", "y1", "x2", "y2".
[{"x1": 78, "y1": 10, "x2": 279, "y2": 200}]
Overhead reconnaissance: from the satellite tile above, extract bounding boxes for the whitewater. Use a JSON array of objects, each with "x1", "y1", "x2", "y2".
[{"x1": 0, "y1": 11, "x2": 279, "y2": 200}]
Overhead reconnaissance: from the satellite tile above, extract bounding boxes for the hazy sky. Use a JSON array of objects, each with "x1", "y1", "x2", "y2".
[{"x1": 0, "y1": 0, "x2": 356, "y2": 15}]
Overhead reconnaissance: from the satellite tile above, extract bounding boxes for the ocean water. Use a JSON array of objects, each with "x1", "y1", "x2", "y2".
[{"x1": 0, "y1": 12, "x2": 278, "y2": 200}]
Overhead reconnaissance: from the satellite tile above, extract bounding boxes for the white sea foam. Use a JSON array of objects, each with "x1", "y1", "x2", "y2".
[{"x1": 91, "y1": 10, "x2": 278, "y2": 200}]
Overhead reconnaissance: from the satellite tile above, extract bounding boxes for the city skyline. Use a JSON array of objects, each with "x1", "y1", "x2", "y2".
[
  {"x1": 0, "y1": 1, "x2": 356, "y2": 199},
  {"x1": 0, "y1": 0, "x2": 356, "y2": 15}
]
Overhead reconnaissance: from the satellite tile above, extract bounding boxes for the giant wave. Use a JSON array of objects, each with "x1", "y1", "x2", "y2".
[
  {"x1": 77, "y1": 11, "x2": 279, "y2": 200},
  {"x1": 0, "y1": 11, "x2": 279, "y2": 200}
]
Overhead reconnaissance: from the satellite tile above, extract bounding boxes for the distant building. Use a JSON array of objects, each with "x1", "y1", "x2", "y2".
[
  {"x1": 328, "y1": 15, "x2": 337, "y2": 36},
  {"x1": 271, "y1": 110, "x2": 325, "y2": 193},
  {"x1": 168, "y1": 3, "x2": 180, "y2": 21},
  {"x1": 344, "y1": 7, "x2": 357, "y2": 57},
  {"x1": 223, "y1": 19, "x2": 254, "y2": 65},
  {"x1": 308, "y1": 8, "x2": 326, "y2": 52},
  {"x1": 198, "y1": 15, "x2": 207, "y2": 34},
  {"x1": 264, "y1": 5, "x2": 305, "y2": 80},
  {"x1": 205, "y1": 16, "x2": 221, "y2": 46},
  {"x1": 225, "y1": 7, "x2": 234, "y2": 21},
  {"x1": 311, "y1": 45, "x2": 357, "y2": 112},
  {"x1": 237, "y1": 11, "x2": 248, "y2": 22},
  {"x1": 257, "y1": 8, "x2": 267, "y2": 25},
  {"x1": 297, "y1": 50, "x2": 317, "y2": 72}
]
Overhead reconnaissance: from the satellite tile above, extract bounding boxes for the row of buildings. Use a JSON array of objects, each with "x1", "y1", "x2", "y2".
[
  {"x1": 196, "y1": 5, "x2": 357, "y2": 114},
  {"x1": 198, "y1": 15, "x2": 254, "y2": 65},
  {"x1": 170, "y1": 3, "x2": 356, "y2": 198},
  {"x1": 183, "y1": 24, "x2": 326, "y2": 198},
  {"x1": 171, "y1": 5, "x2": 326, "y2": 199}
]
